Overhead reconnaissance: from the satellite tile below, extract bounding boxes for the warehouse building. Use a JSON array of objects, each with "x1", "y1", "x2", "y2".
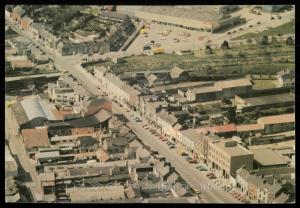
[
  {"x1": 10, "y1": 98, "x2": 57, "y2": 135},
  {"x1": 133, "y1": 6, "x2": 241, "y2": 32}
]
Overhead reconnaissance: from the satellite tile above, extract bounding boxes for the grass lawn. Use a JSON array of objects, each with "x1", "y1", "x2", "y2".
[
  {"x1": 232, "y1": 21, "x2": 295, "y2": 40},
  {"x1": 252, "y1": 79, "x2": 277, "y2": 90}
]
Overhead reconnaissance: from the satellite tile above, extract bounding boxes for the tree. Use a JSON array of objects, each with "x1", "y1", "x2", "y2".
[
  {"x1": 286, "y1": 36, "x2": 294, "y2": 45},
  {"x1": 260, "y1": 35, "x2": 269, "y2": 45},
  {"x1": 226, "y1": 107, "x2": 236, "y2": 123},
  {"x1": 205, "y1": 45, "x2": 212, "y2": 54},
  {"x1": 247, "y1": 38, "x2": 253, "y2": 44},
  {"x1": 221, "y1": 40, "x2": 230, "y2": 49}
]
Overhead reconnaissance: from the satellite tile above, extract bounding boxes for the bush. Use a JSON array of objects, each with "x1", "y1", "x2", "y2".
[
  {"x1": 221, "y1": 40, "x2": 230, "y2": 49},
  {"x1": 286, "y1": 36, "x2": 294, "y2": 45}
]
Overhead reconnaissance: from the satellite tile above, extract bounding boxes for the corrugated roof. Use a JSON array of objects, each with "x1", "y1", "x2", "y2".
[{"x1": 20, "y1": 99, "x2": 56, "y2": 121}]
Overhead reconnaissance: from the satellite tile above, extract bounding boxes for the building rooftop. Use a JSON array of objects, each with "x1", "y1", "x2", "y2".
[
  {"x1": 65, "y1": 185, "x2": 125, "y2": 202},
  {"x1": 138, "y1": 6, "x2": 223, "y2": 23},
  {"x1": 257, "y1": 113, "x2": 295, "y2": 125},
  {"x1": 212, "y1": 139, "x2": 253, "y2": 157},
  {"x1": 157, "y1": 110, "x2": 178, "y2": 126},
  {"x1": 196, "y1": 124, "x2": 237, "y2": 134},
  {"x1": 251, "y1": 148, "x2": 289, "y2": 166},
  {"x1": 239, "y1": 93, "x2": 294, "y2": 106},
  {"x1": 214, "y1": 78, "x2": 253, "y2": 90},
  {"x1": 21, "y1": 128, "x2": 50, "y2": 150},
  {"x1": 20, "y1": 98, "x2": 57, "y2": 121},
  {"x1": 236, "y1": 123, "x2": 263, "y2": 132}
]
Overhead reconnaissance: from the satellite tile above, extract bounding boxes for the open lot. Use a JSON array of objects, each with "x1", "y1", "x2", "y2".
[{"x1": 125, "y1": 22, "x2": 214, "y2": 55}]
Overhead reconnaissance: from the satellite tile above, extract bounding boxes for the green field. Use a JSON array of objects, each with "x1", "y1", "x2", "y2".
[
  {"x1": 232, "y1": 21, "x2": 295, "y2": 40},
  {"x1": 252, "y1": 79, "x2": 277, "y2": 90},
  {"x1": 87, "y1": 43, "x2": 294, "y2": 76}
]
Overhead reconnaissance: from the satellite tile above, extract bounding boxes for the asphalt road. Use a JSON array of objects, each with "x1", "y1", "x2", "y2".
[{"x1": 5, "y1": 106, "x2": 43, "y2": 202}]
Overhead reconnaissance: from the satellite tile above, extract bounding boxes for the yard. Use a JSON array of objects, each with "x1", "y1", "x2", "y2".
[
  {"x1": 252, "y1": 79, "x2": 277, "y2": 90},
  {"x1": 232, "y1": 21, "x2": 295, "y2": 40}
]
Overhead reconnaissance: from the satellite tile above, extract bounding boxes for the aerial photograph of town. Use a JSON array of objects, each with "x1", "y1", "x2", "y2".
[{"x1": 5, "y1": 5, "x2": 295, "y2": 203}]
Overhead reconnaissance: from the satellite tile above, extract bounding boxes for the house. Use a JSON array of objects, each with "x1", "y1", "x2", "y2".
[
  {"x1": 78, "y1": 136, "x2": 99, "y2": 153},
  {"x1": 73, "y1": 96, "x2": 112, "y2": 116},
  {"x1": 136, "y1": 147, "x2": 151, "y2": 163},
  {"x1": 39, "y1": 172, "x2": 55, "y2": 195},
  {"x1": 276, "y1": 69, "x2": 295, "y2": 88},
  {"x1": 157, "y1": 110, "x2": 179, "y2": 140},
  {"x1": 236, "y1": 167, "x2": 290, "y2": 203},
  {"x1": 129, "y1": 163, "x2": 154, "y2": 181},
  {"x1": 48, "y1": 79, "x2": 75, "y2": 107},
  {"x1": 153, "y1": 161, "x2": 173, "y2": 180},
  {"x1": 146, "y1": 72, "x2": 172, "y2": 87},
  {"x1": 207, "y1": 138, "x2": 253, "y2": 178},
  {"x1": 20, "y1": 16, "x2": 33, "y2": 31},
  {"x1": 11, "y1": 6, "x2": 25, "y2": 23},
  {"x1": 169, "y1": 66, "x2": 189, "y2": 83}
]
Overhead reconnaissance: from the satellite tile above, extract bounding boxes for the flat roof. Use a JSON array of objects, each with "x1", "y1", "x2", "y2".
[
  {"x1": 251, "y1": 148, "x2": 288, "y2": 166},
  {"x1": 241, "y1": 93, "x2": 294, "y2": 106},
  {"x1": 138, "y1": 6, "x2": 222, "y2": 23},
  {"x1": 258, "y1": 113, "x2": 295, "y2": 125},
  {"x1": 66, "y1": 186, "x2": 125, "y2": 202},
  {"x1": 212, "y1": 139, "x2": 253, "y2": 157}
]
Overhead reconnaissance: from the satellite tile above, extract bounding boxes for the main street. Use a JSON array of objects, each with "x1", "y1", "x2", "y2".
[{"x1": 112, "y1": 102, "x2": 240, "y2": 203}]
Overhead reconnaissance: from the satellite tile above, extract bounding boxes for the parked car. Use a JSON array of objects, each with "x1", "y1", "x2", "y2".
[
  {"x1": 257, "y1": 21, "x2": 261, "y2": 24},
  {"x1": 169, "y1": 145, "x2": 175, "y2": 149},
  {"x1": 188, "y1": 159, "x2": 198, "y2": 164},
  {"x1": 249, "y1": 25, "x2": 253, "y2": 27}
]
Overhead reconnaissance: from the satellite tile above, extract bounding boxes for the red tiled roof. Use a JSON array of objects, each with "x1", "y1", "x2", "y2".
[
  {"x1": 236, "y1": 124, "x2": 263, "y2": 132},
  {"x1": 257, "y1": 113, "x2": 295, "y2": 125},
  {"x1": 195, "y1": 124, "x2": 237, "y2": 134},
  {"x1": 21, "y1": 128, "x2": 50, "y2": 150},
  {"x1": 71, "y1": 127, "x2": 95, "y2": 135}
]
